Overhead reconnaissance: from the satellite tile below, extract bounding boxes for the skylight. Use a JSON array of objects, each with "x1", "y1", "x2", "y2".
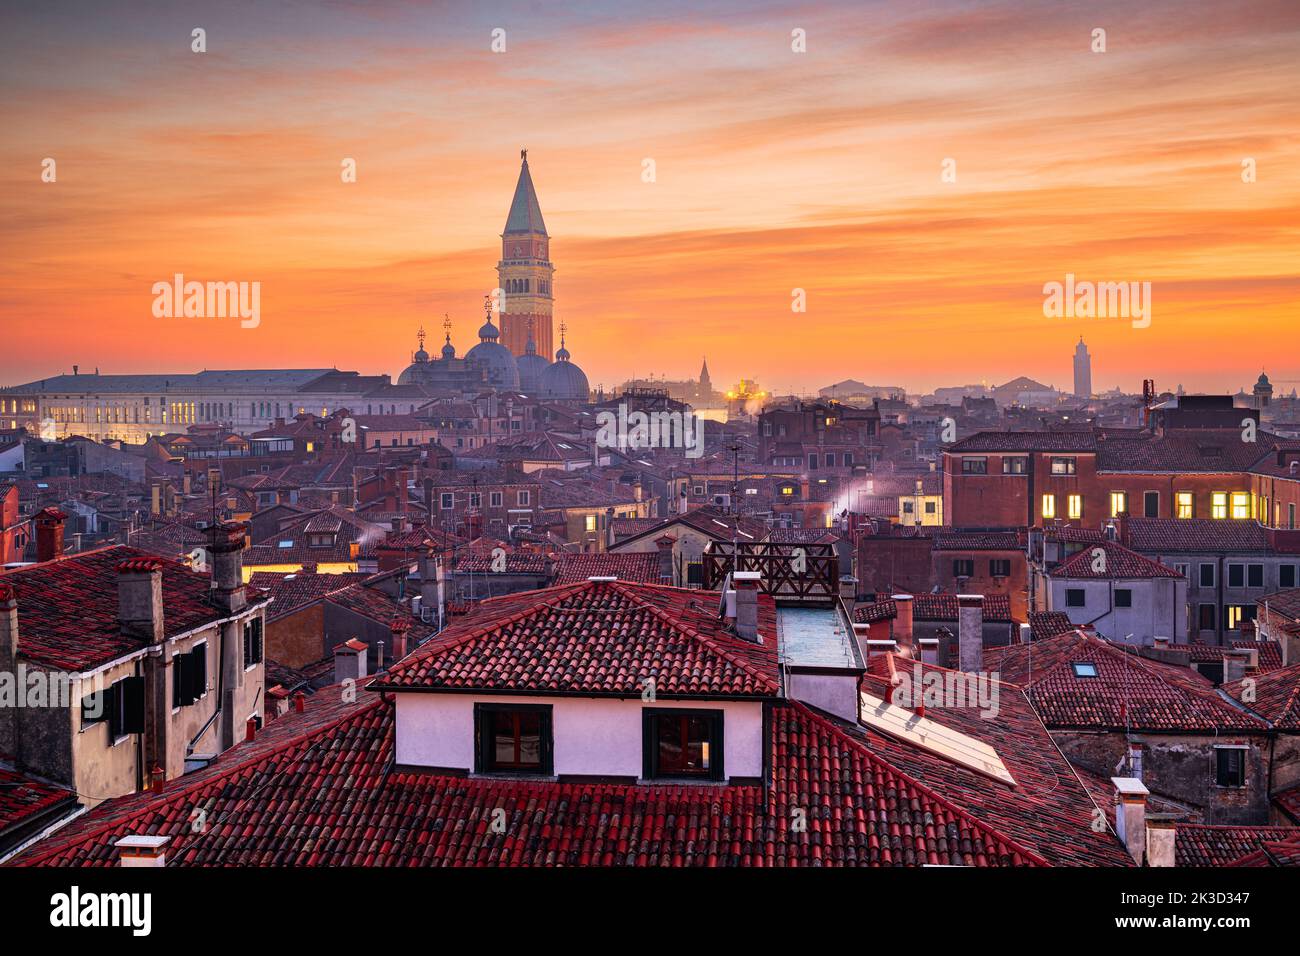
[
  {"x1": 278, "y1": 540, "x2": 293, "y2": 549},
  {"x1": 1071, "y1": 662, "x2": 1099, "y2": 677},
  {"x1": 859, "y1": 691, "x2": 1016, "y2": 786}
]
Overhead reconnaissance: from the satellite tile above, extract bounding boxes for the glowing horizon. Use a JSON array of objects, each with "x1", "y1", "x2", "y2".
[{"x1": 2, "y1": 0, "x2": 1298, "y2": 397}]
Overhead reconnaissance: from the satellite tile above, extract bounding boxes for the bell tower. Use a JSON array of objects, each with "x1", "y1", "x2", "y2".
[{"x1": 497, "y1": 149, "x2": 554, "y2": 358}]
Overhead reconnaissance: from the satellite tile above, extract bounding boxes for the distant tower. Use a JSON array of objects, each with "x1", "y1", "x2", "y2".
[
  {"x1": 1073, "y1": 337, "x2": 1092, "y2": 399},
  {"x1": 699, "y1": 357, "x2": 712, "y2": 400},
  {"x1": 496, "y1": 149, "x2": 554, "y2": 359},
  {"x1": 1254, "y1": 371, "x2": 1273, "y2": 410}
]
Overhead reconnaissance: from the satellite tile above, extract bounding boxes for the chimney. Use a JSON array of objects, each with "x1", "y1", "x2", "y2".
[
  {"x1": 1111, "y1": 777, "x2": 1149, "y2": 864},
  {"x1": 917, "y1": 636, "x2": 940, "y2": 664},
  {"x1": 151, "y1": 483, "x2": 161, "y2": 516},
  {"x1": 395, "y1": 467, "x2": 409, "y2": 513},
  {"x1": 865, "y1": 638, "x2": 898, "y2": 660},
  {"x1": 1145, "y1": 820, "x2": 1177, "y2": 867},
  {"x1": 293, "y1": 691, "x2": 306, "y2": 713},
  {"x1": 334, "y1": 638, "x2": 368, "y2": 684},
  {"x1": 1018, "y1": 622, "x2": 1032, "y2": 645},
  {"x1": 34, "y1": 507, "x2": 67, "y2": 562},
  {"x1": 839, "y1": 575, "x2": 858, "y2": 602},
  {"x1": 209, "y1": 521, "x2": 248, "y2": 614},
  {"x1": 1127, "y1": 741, "x2": 1143, "y2": 780},
  {"x1": 957, "y1": 594, "x2": 984, "y2": 673},
  {"x1": 852, "y1": 622, "x2": 870, "y2": 661},
  {"x1": 117, "y1": 557, "x2": 165, "y2": 644},
  {"x1": 115, "y1": 835, "x2": 170, "y2": 867},
  {"x1": 1153, "y1": 636, "x2": 1170, "y2": 649},
  {"x1": 1223, "y1": 649, "x2": 1251, "y2": 683},
  {"x1": 390, "y1": 618, "x2": 410, "y2": 662},
  {"x1": 418, "y1": 549, "x2": 445, "y2": 624},
  {"x1": 733, "y1": 571, "x2": 761, "y2": 642},
  {"x1": 245, "y1": 716, "x2": 258, "y2": 741},
  {"x1": 655, "y1": 534, "x2": 675, "y2": 584},
  {"x1": 183, "y1": 474, "x2": 191, "y2": 495},
  {"x1": 0, "y1": 584, "x2": 18, "y2": 757},
  {"x1": 890, "y1": 594, "x2": 914, "y2": 652}
]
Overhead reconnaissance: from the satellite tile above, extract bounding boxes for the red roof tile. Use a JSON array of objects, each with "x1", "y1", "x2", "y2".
[
  {"x1": 7, "y1": 693, "x2": 1041, "y2": 867},
  {"x1": 373, "y1": 580, "x2": 781, "y2": 699},
  {"x1": 1174, "y1": 823, "x2": 1300, "y2": 866},
  {"x1": 1050, "y1": 540, "x2": 1182, "y2": 579},
  {"x1": 984, "y1": 632, "x2": 1267, "y2": 733},
  {"x1": 551, "y1": 552, "x2": 661, "y2": 585},
  {"x1": 0, "y1": 546, "x2": 264, "y2": 671},
  {"x1": 1222, "y1": 662, "x2": 1300, "y2": 729}
]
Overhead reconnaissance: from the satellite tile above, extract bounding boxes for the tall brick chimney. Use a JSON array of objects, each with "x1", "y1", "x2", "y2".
[
  {"x1": 890, "y1": 594, "x2": 914, "y2": 653},
  {"x1": 957, "y1": 593, "x2": 984, "y2": 673},
  {"x1": 117, "y1": 557, "x2": 165, "y2": 644},
  {"x1": 733, "y1": 571, "x2": 761, "y2": 642},
  {"x1": 655, "y1": 534, "x2": 675, "y2": 584},
  {"x1": 209, "y1": 521, "x2": 248, "y2": 614},
  {"x1": 0, "y1": 583, "x2": 18, "y2": 758},
  {"x1": 34, "y1": 507, "x2": 67, "y2": 562}
]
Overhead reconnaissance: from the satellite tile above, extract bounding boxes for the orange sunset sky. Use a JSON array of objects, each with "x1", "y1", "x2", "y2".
[{"x1": 1, "y1": 0, "x2": 1298, "y2": 396}]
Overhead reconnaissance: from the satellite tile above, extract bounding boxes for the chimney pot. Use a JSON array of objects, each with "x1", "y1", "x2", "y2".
[
  {"x1": 1112, "y1": 776, "x2": 1149, "y2": 864},
  {"x1": 34, "y1": 507, "x2": 67, "y2": 562},
  {"x1": 293, "y1": 691, "x2": 306, "y2": 713},
  {"x1": 245, "y1": 716, "x2": 258, "y2": 741},
  {"x1": 117, "y1": 558, "x2": 165, "y2": 644},
  {"x1": 334, "y1": 638, "x2": 368, "y2": 684},
  {"x1": 1146, "y1": 820, "x2": 1177, "y2": 867}
]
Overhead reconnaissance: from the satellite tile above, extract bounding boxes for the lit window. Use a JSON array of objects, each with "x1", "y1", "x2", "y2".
[
  {"x1": 1109, "y1": 492, "x2": 1128, "y2": 518},
  {"x1": 1176, "y1": 492, "x2": 1194, "y2": 519},
  {"x1": 1050, "y1": 457, "x2": 1077, "y2": 475},
  {"x1": 1212, "y1": 493, "x2": 1228, "y2": 519},
  {"x1": 584, "y1": 514, "x2": 597, "y2": 532},
  {"x1": 1071, "y1": 662, "x2": 1098, "y2": 678},
  {"x1": 1068, "y1": 494, "x2": 1083, "y2": 520},
  {"x1": 1042, "y1": 494, "x2": 1056, "y2": 519},
  {"x1": 1231, "y1": 493, "x2": 1250, "y2": 520},
  {"x1": 643, "y1": 709, "x2": 723, "y2": 781}
]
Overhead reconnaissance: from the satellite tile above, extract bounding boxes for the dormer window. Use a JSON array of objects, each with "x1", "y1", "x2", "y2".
[
  {"x1": 1071, "y1": 662, "x2": 1098, "y2": 678},
  {"x1": 308, "y1": 533, "x2": 333, "y2": 548},
  {"x1": 643, "y1": 708, "x2": 723, "y2": 781},
  {"x1": 475, "y1": 703, "x2": 553, "y2": 775}
]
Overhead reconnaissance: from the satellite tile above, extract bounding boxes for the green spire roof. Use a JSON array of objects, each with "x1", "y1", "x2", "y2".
[{"x1": 504, "y1": 149, "x2": 547, "y2": 236}]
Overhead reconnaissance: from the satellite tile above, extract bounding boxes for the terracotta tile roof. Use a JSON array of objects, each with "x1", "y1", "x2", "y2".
[
  {"x1": 1050, "y1": 540, "x2": 1182, "y2": 579},
  {"x1": 949, "y1": 431, "x2": 1098, "y2": 453},
  {"x1": 856, "y1": 593, "x2": 1014, "y2": 624},
  {"x1": 1097, "y1": 430, "x2": 1278, "y2": 473},
  {"x1": 933, "y1": 531, "x2": 1022, "y2": 551},
  {"x1": 1174, "y1": 824, "x2": 1300, "y2": 866},
  {"x1": 1028, "y1": 611, "x2": 1075, "y2": 642},
  {"x1": 1222, "y1": 662, "x2": 1300, "y2": 729},
  {"x1": 453, "y1": 552, "x2": 551, "y2": 575},
  {"x1": 764, "y1": 528, "x2": 841, "y2": 545},
  {"x1": 1124, "y1": 517, "x2": 1271, "y2": 553},
  {"x1": 855, "y1": 657, "x2": 1134, "y2": 866},
  {"x1": 0, "y1": 768, "x2": 77, "y2": 846},
  {"x1": 372, "y1": 580, "x2": 781, "y2": 699},
  {"x1": 8, "y1": 694, "x2": 1041, "y2": 867},
  {"x1": 1275, "y1": 784, "x2": 1300, "y2": 825},
  {"x1": 324, "y1": 583, "x2": 437, "y2": 642},
  {"x1": 0, "y1": 546, "x2": 264, "y2": 671},
  {"x1": 984, "y1": 632, "x2": 1268, "y2": 733},
  {"x1": 1228, "y1": 839, "x2": 1300, "y2": 866},
  {"x1": 248, "y1": 570, "x2": 368, "y2": 620},
  {"x1": 551, "y1": 552, "x2": 661, "y2": 585},
  {"x1": 1182, "y1": 640, "x2": 1284, "y2": 673},
  {"x1": 1069, "y1": 763, "x2": 1197, "y2": 826}
]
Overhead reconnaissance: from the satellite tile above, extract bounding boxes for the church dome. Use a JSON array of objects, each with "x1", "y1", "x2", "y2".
[
  {"x1": 398, "y1": 327, "x2": 432, "y2": 385},
  {"x1": 1256, "y1": 372, "x2": 1271, "y2": 387},
  {"x1": 465, "y1": 308, "x2": 519, "y2": 390},
  {"x1": 516, "y1": 326, "x2": 548, "y2": 394},
  {"x1": 539, "y1": 330, "x2": 589, "y2": 401}
]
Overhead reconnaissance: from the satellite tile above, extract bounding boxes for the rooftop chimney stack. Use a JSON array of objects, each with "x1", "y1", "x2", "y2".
[
  {"x1": 390, "y1": 618, "x2": 410, "y2": 662},
  {"x1": 418, "y1": 549, "x2": 445, "y2": 625},
  {"x1": 1146, "y1": 821, "x2": 1176, "y2": 867},
  {"x1": 115, "y1": 835, "x2": 170, "y2": 867},
  {"x1": 655, "y1": 535, "x2": 675, "y2": 584},
  {"x1": 890, "y1": 594, "x2": 914, "y2": 653},
  {"x1": 116, "y1": 557, "x2": 165, "y2": 644},
  {"x1": 839, "y1": 575, "x2": 858, "y2": 602},
  {"x1": 34, "y1": 507, "x2": 67, "y2": 562},
  {"x1": 0, "y1": 584, "x2": 18, "y2": 757},
  {"x1": 1112, "y1": 777, "x2": 1149, "y2": 865},
  {"x1": 209, "y1": 521, "x2": 248, "y2": 614},
  {"x1": 957, "y1": 594, "x2": 984, "y2": 673},
  {"x1": 334, "y1": 638, "x2": 368, "y2": 684},
  {"x1": 733, "y1": 571, "x2": 761, "y2": 642}
]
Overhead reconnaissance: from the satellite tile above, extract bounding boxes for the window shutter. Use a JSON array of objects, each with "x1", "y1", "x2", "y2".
[
  {"x1": 106, "y1": 683, "x2": 122, "y2": 739},
  {"x1": 120, "y1": 676, "x2": 146, "y2": 735},
  {"x1": 173, "y1": 652, "x2": 190, "y2": 707},
  {"x1": 188, "y1": 647, "x2": 207, "y2": 702}
]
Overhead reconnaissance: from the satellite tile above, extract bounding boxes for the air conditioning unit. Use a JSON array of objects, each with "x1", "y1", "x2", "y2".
[{"x1": 712, "y1": 494, "x2": 731, "y2": 507}]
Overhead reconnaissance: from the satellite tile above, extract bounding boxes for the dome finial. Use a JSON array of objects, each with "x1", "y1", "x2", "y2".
[
  {"x1": 556, "y1": 321, "x2": 570, "y2": 361},
  {"x1": 417, "y1": 325, "x2": 426, "y2": 350}
]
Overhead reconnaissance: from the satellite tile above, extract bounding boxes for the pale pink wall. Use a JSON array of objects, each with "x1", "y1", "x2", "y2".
[{"x1": 394, "y1": 693, "x2": 764, "y2": 779}]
